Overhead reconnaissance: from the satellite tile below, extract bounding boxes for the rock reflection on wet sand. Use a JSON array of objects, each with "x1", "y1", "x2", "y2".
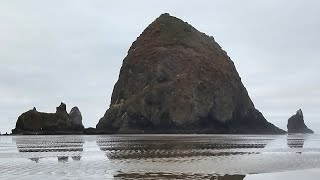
[
  {"x1": 15, "y1": 136, "x2": 84, "y2": 163},
  {"x1": 114, "y1": 172, "x2": 245, "y2": 180},
  {"x1": 0, "y1": 134, "x2": 320, "y2": 179},
  {"x1": 97, "y1": 135, "x2": 269, "y2": 159},
  {"x1": 287, "y1": 135, "x2": 305, "y2": 149}
]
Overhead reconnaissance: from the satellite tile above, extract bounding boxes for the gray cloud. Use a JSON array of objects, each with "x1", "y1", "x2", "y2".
[{"x1": 0, "y1": 0, "x2": 319, "y2": 133}]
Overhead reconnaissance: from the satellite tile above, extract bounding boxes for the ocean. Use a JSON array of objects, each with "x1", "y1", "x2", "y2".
[{"x1": 0, "y1": 134, "x2": 319, "y2": 179}]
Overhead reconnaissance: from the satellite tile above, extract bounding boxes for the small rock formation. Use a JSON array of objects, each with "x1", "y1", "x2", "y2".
[
  {"x1": 96, "y1": 13, "x2": 285, "y2": 134},
  {"x1": 12, "y1": 102, "x2": 84, "y2": 135},
  {"x1": 69, "y1": 106, "x2": 83, "y2": 126},
  {"x1": 287, "y1": 109, "x2": 314, "y2": 134}
]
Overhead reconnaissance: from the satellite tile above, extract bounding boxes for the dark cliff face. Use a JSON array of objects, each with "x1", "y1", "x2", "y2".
[
  {"x1": 96, "y1": 13, "x2": 285, "y2": 134},
  {"x1": 287, "y1": 109, "x2": 314, "y2": 134},
  {"x1": 12, "y1": 103, "x2": 84, "y2": 135}
]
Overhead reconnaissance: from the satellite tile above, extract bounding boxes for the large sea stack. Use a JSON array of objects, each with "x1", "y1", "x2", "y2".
[
  {"x1": 96, "y1": 13, "x2": 285, "y2": 134},
  {"x1": 287, "y1": 109, "x2": 314, "y2": 134},
  {"x1": 12, "y1": 103, "x2": 84, "y2": 135}
]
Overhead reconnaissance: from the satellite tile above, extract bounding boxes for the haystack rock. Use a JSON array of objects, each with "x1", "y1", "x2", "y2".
[
  {"x1": 96, "y1": 13, "x2": 285, "y2": 134},
  {"x1": 287, "y1": 109, "x2": 314, "y2": 134},
  {"x1": 12, "y1": 102, "x2": 84, "y2": 135}
]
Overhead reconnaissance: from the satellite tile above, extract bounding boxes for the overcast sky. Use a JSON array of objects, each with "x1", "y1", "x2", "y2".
[{"x1": 0, "y1": 0, "x2": 319, "y2": 134}]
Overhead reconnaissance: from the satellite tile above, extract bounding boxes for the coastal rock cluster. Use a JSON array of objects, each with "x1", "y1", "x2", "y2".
[
  {"x1": 12, "y1": 103, "x2": 84, "y2": 135},
  {"x1": 11, "y1": 14, "x2": 314, "y2": 135},
  {"x1": 96, "y1": 13, "x2": 285, "y2": 134},
  {"x1": 287, "y1": 109, "x2": 314, "y2": 134}
]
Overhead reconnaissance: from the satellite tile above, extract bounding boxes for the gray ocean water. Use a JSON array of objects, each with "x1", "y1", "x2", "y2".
[{"x1": 0, "y1": 134, "x2": 320, "y2": 180}]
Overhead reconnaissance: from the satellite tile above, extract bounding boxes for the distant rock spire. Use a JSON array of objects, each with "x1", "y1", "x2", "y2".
[{"x1": 287, "y1": 109, "x2": 313, "y2": 134}]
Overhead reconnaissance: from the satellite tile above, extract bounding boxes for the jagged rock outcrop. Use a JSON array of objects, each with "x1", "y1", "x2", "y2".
[
  {"x1": 96, "y1": 13, "x2": 285, "y2": 134},
  {"x1": 69, "y1": 106, "x2": 83, "y2": 126},
  {"x1": 12, "y1": 102, "x2": 84, "y2": 135},
  {"x1": 287, "y1": 109, "x2": 314, "y2": 134}
]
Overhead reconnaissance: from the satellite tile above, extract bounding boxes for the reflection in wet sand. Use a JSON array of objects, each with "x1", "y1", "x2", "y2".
[
  {"x1": 113, "y1": 172, "x2": 245, "y2": 180},
  {"x1": 97, "y1": 135, "x2": 269, "y2": 159},
  {"x1": 287, "y1": 135, "x2": 306, "y2": 154},
  {"x1": 218, "y1": 174, "x2": 246, "y2": 180},
  {"x1": 72, "y1": 155, "x2": 81, "y2": 161},
  {"x1": 15, "y1": 137, "x2": 84, "y2": 162},
  {"x1": 1, "y1": 135, "x2": 320, "y2": 179},
  {"x1": 287, "y1": 135, "x2": 305, "y2": 149},
  {"x1": 58, "y1": 156, "x2": 69, "y2": 162},
  {"x1": 95, "y1": 136, "x2": 270, "y2": 179},
  {"x1": 30, "y1": 157, "x2": 40, "y2": 163}
]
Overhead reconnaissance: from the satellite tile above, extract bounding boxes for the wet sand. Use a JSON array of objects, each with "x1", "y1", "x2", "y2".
[{"x1": 0, "y1": 134, "x2": 319, "y2": 179}]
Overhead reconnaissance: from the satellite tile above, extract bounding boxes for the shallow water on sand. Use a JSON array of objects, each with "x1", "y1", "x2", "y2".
[{"x1": 0, "y1": 134, "x2": 320, "y2": 179}]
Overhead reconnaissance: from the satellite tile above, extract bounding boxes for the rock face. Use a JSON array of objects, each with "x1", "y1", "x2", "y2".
[
  {"x1": 69, "y1": 106, "x2": 83, "y2": 126},
  {"x1": 287, "y1": 109, "x2": 314, "y2": 134},
  {"x1": 12, "y1": 103, "x2": 84, "y2": 134},
  {"x1": 96, "y1": 13, "x2": 285, "y2": 134}
]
